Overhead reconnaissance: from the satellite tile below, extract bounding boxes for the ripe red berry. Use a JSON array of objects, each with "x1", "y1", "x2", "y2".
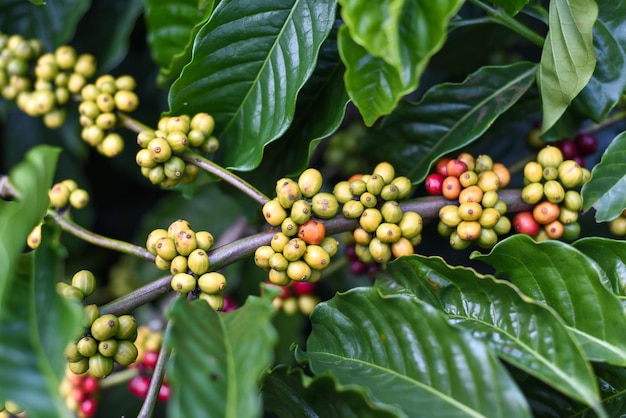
[
  {"x1": 512, "y1": 211, "x2": 541, "y2": 236},
  {"x1": 436, "y1": 157, "x2": 451, "y2": 176},
  {"x1": 574, "y1": 133, "x2": 598, "y2": 156},
  {"x1": 72, "y1": 387, "x2": 86, "y2": 403},
  {"x1": 557, "y1": 139, "x2": 578, "y2": 160},
  {"x1": 344, "y1": 244, "x2": 358, "y2": 261},
  {"x1": 222, "y1": 295, "x2": 239, "y2": 312},
  {"x1": 445, "y1": 159, "x2": 468, "y2": 178},
  {"x1": 350, "y1": 260, "x2": 369, "y2": 275},
  {"x1": 292, "y1": 281, "x2": 316, "y2": 296},
  {"x1": 82, "y1": 375, "x2": 99, "y2": 394},
  {"x1": 158, "y1": 383, "x2": 171, "y2": 402},
  {"x1": 573, "y1": 155, "x2": 585, "y2": 168},
  {"x1": 80, "y1": 397, "x2": 97, "y2": 417},
  {"x1": 128, "y1": 375, "x2": 151, "y2": 399},
  {"x1": 143, "y1": 350, "x2": 159, "y2": 369},
  {"x1": 425, "y1": 173, "x2": 445, "y2": 195}
]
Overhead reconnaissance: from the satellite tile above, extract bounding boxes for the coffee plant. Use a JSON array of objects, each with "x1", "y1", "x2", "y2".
[{"x1": 2, "y1": 0, "x2": 626, "y2": 416}]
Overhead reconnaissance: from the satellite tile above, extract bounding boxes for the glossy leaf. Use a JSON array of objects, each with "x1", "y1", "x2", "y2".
[
  {"x1": 574, "y1": 2, "x2": 626, "y2": 121},
  {"x1": 145, "y1": 0, "x2": 214, "y2": 86},
  {"x1": 338, "y1": 0, "x2": 464, "y2": 126},
  {"x1": 242, "y1": 22, "x2": 349, "y2": 188},
  {"x1": 0, "y1": 147, "x2": 82, "y2": 417},
  {"x1": 572, "y1": 237, "x2": 626, "y2": 297},
  {"x1": 295, "y1": 287, "x2": 532, "y2": 417},
  {"x1": 377, "y1": 255, "x2": 604, "y2": 415},
  {"x1": 168, "y1": 0, "x2": 336, "y2": 171},
  {"x1": 262, "y1": 366, "x2": 398, "y2": 418},
  {"x1": 490, "y1": 0, "x2": 528, "y2": 15},
  {"x1": 581, "y1": 131, "x2": 626, "y2": 222},
  {"x1": 0, "y1": 0, "x2": 89, "y2": 49},
  {"x1": 537, "y1": 0, "x2": 597, "y2": 132},
  {"x1": 473, "y1": 235, "x2": 626, "y2": 366},
  {"x1": 166, "y1": 289, "x2": 278, "y2": 418},
  {"x1": 365, "y1": 62, "x2": 537, "y2": 182}
]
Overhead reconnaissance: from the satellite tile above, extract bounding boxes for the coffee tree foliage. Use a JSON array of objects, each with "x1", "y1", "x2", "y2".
[{"x1": 1, "y1": 0, "x2": 626, "y2": 417}]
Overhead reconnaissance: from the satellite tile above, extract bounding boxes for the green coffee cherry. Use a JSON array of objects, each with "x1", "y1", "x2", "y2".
[
  {"x1": 196, "y1": 272, "x2": 227, "y2": 294},
  {"x1": 368, "y1": 238, "x2": 392, "y2": 263},
  {"x1": 286, "y1": 260, "x2": 312, "y2": 281},
  {"x1": 263, "y1": 198, "x2": 288, "y2": 226},
  {"x1": 537, "y1": 145, "x2": 563, "y2": 168},
  {"x1": 146, "y1": 229, "x2": 168, "y2": 255},
  {"x1": 350, "y1": 179, "x2": 367, "y2": 196},
  {"x1": 271, "y1": 232, "x2": 290, "y2": 253},
  {"x1": 191, "y1": 112, "x2": 215, "y2": 136},
  {"x1": 303, "y1": 245, "x2": 330, "y2": 270},
  {"x1": 68, "y1": 358, "x2": 90, "y2": 375},
  {"x1": 450, "y1": 231, "x2": 472, "y2": 250},
  {"x1": 91, "y1": 314, "x2": 120, "y2": 341},
  {"x1": 98, "y1": 132, "x2": 125, "y2": 158},
  {"x1": 49, "y1": 182, "x2": 71, "y2": 208},
  {"x1": 380, "y1": 184, "x2": 399, "y2": 201},
  {"x1": 89, "y1": 353, "x2": 114, "y2": 378},
  {"x1": 311, "y1": 193, "x2": 339, "y2": 218},
  {"x1": 563, "y1": 190, "x2": 583, "y2": 211},
  {"x1": 342, "y1": 200, "x2": 365, "y2": 219},
  {"x1": 170, "y1": 273, "x2": 197, "y2": 293},
  {"x1": 359, "y1": 208, "x2": 383, "y2": 233},
  {"x1": 195, "y1": 231, "x2": 214, "y2": 251},
  {"x1": 521, "y1": 182, "x2": 544, "y2": 204},
  {"x1": 69, "y1": 189, "x2": 90, "y2": 209},
  {"x1": 169, "y1": 255, "x2": 188, "y2": 274},
  {"x1": 298, "y1": 168, "x2": 323, "y2": 198},
  {"x1": 268, "y1": 268, "x2": 291, "y2": 286},
  {"x1": 542, "y1": 166, "x2": 559, "y2": 181},
  {"x1": 353, "y1": 227, "x2": 373, "y2": 245},
  {"x1": 115, "y1": 75, "x2": 137, "y2": 91},
  {"x1": 375, "y1": 223, "x2": 402, "y2": 243},
  {"x1": 65, "y1": 342, "x2": 84, "y2": 362},
  {"x1": 392, "y1": 176, "x2": 412, "y2": 199},
  {"x1": 147, "y1": 137, "x2": 173, "y2": 163},
  {"x1": 475, "y1": 154, "x2": 493, "y2": 173},
  {"x1": 290, "y1": 199, "x2": 312, "y2": 224},
  {"x1": 493, "y1": 216, "x2": 512, "y2": 235},
  {"x1": 166, "y1": 131, "x2": 189, "y2": 153},
  {"x1": 136, "y1": 149, "x2": 157, "y2": 168},
  {"x1": 187, "y1": 129, "x2": 206, "y2": 147},
  {"x1": 269, "y1": 252, "x2": 289, "y2": 271},
  {"x1": 458, "y1": 202, "x2": 483, "y2": 221},
  {"x1": 319, "y1": 237, "x2": 339, "y2": 257},
  {"x1": 164, "y1": 156, "x2": 186, "y2": 180},
  {"x1": 154, "y1": 255, "x2": 171, "y2": 271},
  {"x1": 98, "y1": 339, "x2": 118, "y2": 357},
  {"x1": 477, "y1": 228, "x2": 498, "y2": 249},
  {"x1": 558, "y1": 160, "x2": 583, "y2": 188},
  {"x1": 77, "y1": 336, "x2": 98, "y2": 357},
  {"x1": 71, "y1": 270, "x2": 96, "y2": 298},
  {"x1": 281, "y1": 217, "x2": 299, "y2": 237},
  {"x1": 188, "y1": 249, "x2": 210, "y2": 275},
  {"x1": 373, "y1": 162, "x2": 395, "y2": 184},
  {"x1": 359, "y1": 192, "x2": 378, "y2": 208},
  {"x1": 354, "y1": 243, "x2": 374, "y2": 263},
  {"x1": 283, "y1": 238, "x2": 307, "y2": 261},
  {"x1": 156, "y1": 237, "x2": 178, "y2": 261},
  {"x1": 116, "y1": 315, "x2": 138, "y2": 340},
  {"x1": 199, "y1": 292, "x2": 224, "y2": 310},
  {"x1": 114, "y1": 340, "x2": 139, "y2": 366},
  {"x1": 333, "y1": 181, "x2": 353, "y2": 203},
  {"x1": 478, "y1": 207, "x2": 501, "y2": 228},
  {"x1": 276, "y1": 178, "x2": 302, "y2": 209},
  {"x1": 254, "y1": 245, "x2": 275, "y2": 269},
  {"x1": 561, "y1": 221, "x2": 581, "y2": 241},
  {"x1": 381, "y1": 201, "x2": 403, "y2": 223},
  {"x1": 543, "y1": 180, "x2": 565, "y2": 203},
  {"x1": 456, "y1": 220, "x2": 482, "y2": 241},
  {"x1": 439, "y1": 205, "x2": 462, "y2": 228},
  {"x1": 83, "y1": 304, "x2": 100, "y2": 328},
  {"x1": 398, "y1": 211, "x2": 423, "y2": 239}
]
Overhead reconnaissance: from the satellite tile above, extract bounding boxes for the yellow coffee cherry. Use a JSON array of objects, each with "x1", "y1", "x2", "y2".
[
  {"x1": 375, "y1": 223, "x2": 402, "y2": 243},
  {"x1": 197, "y1": 272, "x2": 227, "y2": 294},
  {"x1": 170, "y1": 273, "x2": 197, "y2": 293},
  {"x1": 303, "y1": 245, "x2": 330, "y2": 270},
  {"x1": 146, "y1": 228, "x2": 168, "y2": 255},
  {"x1": 199, "y1": 292, "x2": 224, "y2": 310},
  {"x1": 286, "y1": 260, "x2": 312, "y2": 281},
  {"x1": 311, "y1": 192, "x2": 338, "y2": 218},
  {"x1": 359, "y1": 208, "x2": 383, "y2": 233},
  {"x1": 398, "y1": 211, "x2": 423, "y2": 239},
  {"x1": 458, "y1": 202, "x2": 483, "y2": 222},
  {"x1": 373, "y1": 162, "x2": 395, "y2": 184},
  {"x1": 263, "y1": 198, "x2": 288, "y2": 226},
  {"x1": 187, "y1": 249, "x2": 210, "y2": 275},
  {"x1": 283, "y1": 238, "x2": 307, "y2": 261},
  {"x1": 254, "y1": 245, "x2": 275, "y2": 269},
  {"x1": 391, "y1": 237, "x2": 414, "y2": 258},
  {"x1": 298, "y1": 168, "x2": 323, "y2": 198},
  {"x1": 175, "y1": 230, "x2": 197, "y2": 256},
  {"x1": 368, "y1": 237, "x2": 392, "y2": 263},
  {"x1": 268, "y1": 268, "x2": 291, "y2": 286},
  {"x1": 48, "y1": 182, "x2": 71, "y2": 208}
]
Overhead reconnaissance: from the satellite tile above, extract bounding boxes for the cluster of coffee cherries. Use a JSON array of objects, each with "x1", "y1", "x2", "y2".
[
  {"x1": 334, "y1": 162, "x2": 420, "y2": 263},
  {"x1": 0, "y1": 401, "x2": 24, "y2": 417},
  {"x1": 78, "y1": 74, "x2": 139, "y2": 158},
  {"x1": 135, "y1": 113, "x2": 218, "y2": 187},
  {"x1": 256, "y1": 168, "x2": 340, "y2": 285},
  {"x1": 127, "y1": 326, "x2": 170, "y2": 402},
  {"x1": 61, "y1": 270, "x2": 139, "y2": 378},
  {"x1": 59, "y1": 369, "x2": 99, "y2": 418},
  {"x1": 0, "y1": 31, "x2": 98, "y2": 129},
  {"x1": 426, "y1": 153, "x2": 512, "y2": 249},
  {"x1": 527, "y1": 127, "x2": 598, "y2": 168},
  {"x1": 146, "y1": 219, "x2": 225, "y2": 310},
  {"x1": 515, "y1": 145, "x2": 589, "y2": 241},
  {"x1": 266, "y1": 281, "x2": 320, "y2": 316}
]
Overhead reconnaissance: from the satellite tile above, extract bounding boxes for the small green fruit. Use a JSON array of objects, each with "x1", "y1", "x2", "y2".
[
  {"x1": 298, "y1": 168, "x2": 323, "y2": 197},
  {"x1": 65, "y1": 342, "x2": 83, "y2": 362},
  {"x1": 537, "y1": 145, "x2": 563, "y2": 168},
  {"x1": 116, "y1": 315, "x2": 138, "y2": 340},
  {"x1": 170, "y1": 273, "x2": 197, "y2": 293},
  {"x1": 262, "y1": 198, "x2": 288, "y2": 226},
  {"x1": 290, "y1": 199, "x2": 312, "y2": 224},
  {"x1": 77, "y1": 336, "x2": 98, "y2": 357},
  {"x1": 521, "y1": 182, "x2": 544, "y2": 204},
  {"x1": 155, "y1": 237, "x2": 178, "y2": 261},
  {"x1": 199, "y1": 292, "x2": 224, "y2": 310},
  {"x1": 254, "y1": 245, "x2": 275, "y2": 269},
  {"x1": 311, "y1": 193, "x2": 339, "y2": 219},
  {"x1": 398, "y1": 211, "x2": 423, "y2": 238},
  {"x1": 368, "y1": 238, "x2": 392, "y2": 263},
  {"x1": 91, "y1": 314, "x2": 120, "y2": 341},
  {"x1": 286, "y1": 260, "x2": 312, "y2": 281},
  {"x1": 282, "y1": 238, "x2": 307, "y2": 261},
  {"x1": 276, "y1": 178, "x2": 302, "y2": 209},
  {"x1": 195, "y1": 231, "x2": 214, "y2": 251},
  {"x1": 114, "y1": 340, "x2": 139, "y2": 366},
  {"x1": 359, "y1": 208, "x2": 383, "y2": 233},
  {"x1": 380, "y1": 201, "x2": 403, "y2": 223},
  {"x1": 89, "y1": 353, "x2": 114, "y2": 378},
  {"x1": 68, "y1": 358, "x2": 89, "y2": 375},
  {"x1": 303, "y1": 245, "x2": 330, "y2": 270},
  {"x1": 197, "y1": 272, "x2": 227, "y2": 294},
  {"x1": 342, "y1": 200, "x2": 365, "y2": 219},
  {"x1": 83, "y1": 304, "x2": 100, "y2": 328},
  {"x1": 71, "y1": 269, "x2": 96, "y2": 297},
  {"x1": 375, "y1": 223, "x2": 402, "y2": 244},
  {"x1": 188, "y1": 249, "x2": 210, "y2": 275},
  {"x1": 543, "y1": 180, "x2": 565, "y2": 203},
  {"x1": 98, "y1": 339, "x2": 118, "y2": 357}
]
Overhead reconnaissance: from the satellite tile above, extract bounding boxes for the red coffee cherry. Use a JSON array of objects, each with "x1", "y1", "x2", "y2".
[
  {"x1": 574, "y1": 133, "x2": 598, "y2": 156},
  {"x1": 425, "y1": 173, "x2": 445, "y2": 195},
  {"x1": 513, "y1": 211, "x2": 541, "y2": 236},
  {"x1": 128, "y1": 375, "x2": 151, "y2": 399}
]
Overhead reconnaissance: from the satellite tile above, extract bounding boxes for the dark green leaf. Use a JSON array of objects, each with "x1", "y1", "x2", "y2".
[
  {"x1": 338, "y1": 0, "x2": 464, "y2": 126},
  {"x1": 572, "y1": 237, "x2": 626, "y2": 297},
  {"x1": 581, "y1": 131, "x2": 626, "y2": 222},
  {"x1": 262, "y1": 366, "x2": 398, "y2": 418},
  {"x1": 166, "y1": 290, "x2": 278, "y2": 418},
  {"x1": 168, "y1": 0, "x2": 336, "y2": 171},
  {"x1": 490, "y1": 0, "x2": 529, "y2": 15},
  {"x1": 473, "y1": 235, "x2": 626, "y2": 366},
  {"x1": 295, "y1": 287, "x2": 532, "y2": 417},
  {"x1": 145, "y1": 0, "x2": 214, "y2": 86},
  {"x1": 0, "y1": 147, "x2": 83, "y2": 417},
  {"x1": 537, "y1": 0, "x2": 597, "y2": 132},
  {"x1": 365, "y1": 62, "x2": 537, "y2": 182},
  {"x1": 377, "y1": 255, "x2": 604, "y2": 415},
  {"x1": 0, "y1": 0, "x2": 90, "y2": 49},
  {"x1": 28, "y1": 0, "x2": 45, "y2": 5}
]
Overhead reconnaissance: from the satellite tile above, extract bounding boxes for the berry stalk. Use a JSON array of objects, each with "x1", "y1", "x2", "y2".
[{"x1": 137, "y1": 319, "x2": 172, "y2": 418}]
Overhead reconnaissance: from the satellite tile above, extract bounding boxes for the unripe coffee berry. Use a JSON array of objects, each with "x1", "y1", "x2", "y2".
[
  {"x1": 147, "y1": 138, "x2": 172, "y2": 163},
  {"x1": 114, "y1": 340, "x2": 139, "y2": 366},
  {"x1": 268, "y1": 268, "x2": 291, "y2": 286},
  {"x1": 543, "y1": 180, "x2": 565, "y2": 203},
  {"x1": 89, "y1": 353, "x2": 114, "y2": 378},
  {"x1": 533, "y1": 201, "x2": 560, "y2": 225},
  {"x1": 475, "y1": 154, "x2": 493, "y2": 173},
  {"x1": 146, "y1": 229, "x2": 168, "y2": 255},
  {"x1": 459, "y1": 171, "x2": 478, "y2": 188},
  {"x1": 477, "y1": 171, "x2": 500, "y2": 192},
  {"x1": 456, "y1": 221, "x2": 482, "y2": 241},
  {"x1": 558, "y1": 160, "x2": 583, "y2": 188},
  {"x1": 458, "y1": 202, "x2": 483, "y2": 221},
  {"x1": 373, "y1": 162, "x2": 395, "y2": 184},
  {"x1": 493, "y1": 216, "x2": 512, "y2": 235},
  {"x1": 381, "y1": 201, "x2": 403, "y2": 223},
  {"x1": 283, "y1": 238, "x2": 307, "y2": 261},
  {"x1": 360, "y1": 191, "x2": 377, "y2": 208},
  {"x1": 98, "y1": 339, "x2": 118, "y2": 357},
  {"x1": 359, "y1": 208, "x2": 383, "y2": 233},
  {"x1": 478, "y1": 207, "x2": 501, "y2": 228},
  {"x1": 319, "y1": 237, "x2": 339, "y2": 257},
  {"x1": 521, "y1": 182, "x2": 544, "y2": 205},
  {"x1": 375, "y1": 223, "x2": 402, "y2": 243},
  {"x1": 269, "y1": 252, "x2": 289, "y2": 271},
  {"x1": 198, "y1": 272, "x2": 227, "y2": 294},
  {"x1": 69, "y1": 358, "x2": 90, "y2": 375},
  {"x1": 263, "y1": 198, "x2": 288, "y2": 226},
  {"x1": 303, "y1": 245, "x2": 330, "y2": 270},
  {"x1": 49, "y1": 183, "x2": 71, "y2": 208},
  {"x1": 155, "y1": 237, "x2": 178, "y2": 261},
  {"x1": 298, "y1": 168, "x2": 323, "y2": 198},
  {"x1": 72, "y1": 270, "x2": 96, "y2": 298},
  {"x1": 563, "y1": 190, "x2": 583, "y2": 211},
  {"x1": 116, "y1": 315, "x2": 138, "y2": 340},
  {"x1": 449, "y1": 231, "x2": 472, "y2": 250},
  {"x1": 558, "y1": 207, "x2": 579, "y2": 224},
  {"x1": 439, "y1": 205, "x2": 462, "y2": 228},
  {"x1": 271, "y1": 232, "x2": 290, "y2": 252},
  {"x1": 380, "y1": 184, "x2": 400, "y2": 201},
  {"x1": 187, "y1": 249, "x2": 210, "y2": 275},
  {"x1": 459, "y1": 185, "x2": 483, "y2": 204},
  {"x1": 286, "y1": 260, "x2": 312, "y2": 281},
  {"x1": 254, "y1": 246, "x2": 275, "y2": 269},
  {"x1": 175, "y1": 230, "x2": 198, "y2": 256},
  {"x1": 368, "y1": 238, "x2": 392, "y2": 263},
  {"x1": 537, "y1": 145, "x2": 563, "y2": 168},
  {"x1": 69, "y1": 189, "x2": 90, "y2": 209},
  {"x1": 77, "y1": 336, "x2": 98, "y2": 357},
  {"x1": 365, "y1": 175, "x2": 385, "y2": 195},
  {"x1": 281, "y1": 217, "x2": 299, "y2": 237},
  {"x1": 477, "y1": 228, "x2": 498, "y2": 248},
  {"x1": 170, "y1": 273, "x2": 197, "y2": 293},
  {"x1": 442, "y1": 176, "x2": 461, "y2": 200},
  {"x1": 333, "y1": 181, "x2": 354, "y2": 203},
  {"x1": 83, "y1": 304, "x2": 99, "y2": 328},
  {"x1": 311, "y1": 193, "x2": 339, "y2": 218},
  {"x1": 276, "y1": 178, "x2": 302, "y2": 209},
  {"x1": 65, "y1": 342, "x2": 83, "y2": 363},
  {"x1": 353, "y1": 227, "x2": 373, "y2": 245},
  {"x1": 342, "y1": 200, "x2": 365, "y2": 219},
  {"x1": 290, "y1": 199, "x2": 312, "y2": 224},
  {"x1": 391, "y1": 176, "x2": 412, "y2": 199},
  {"x1": 298, "y1": 218, "x2": 326, "y2": 245},
  {"x1": 91, "y1": 314, "x2": 120, "y2": 341},
  {"x1": 398, "y1": 211, "x2": 423, "y2": 238}
]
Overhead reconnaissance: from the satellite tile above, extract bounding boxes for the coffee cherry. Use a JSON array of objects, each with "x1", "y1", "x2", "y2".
[
  {"x1": 439, "y1": 204, "x2": 462, "y2": 228},
  {"x1": 197, "y1": 272, "x2": 227, "y2": 294},
  {"x1": 175, "y1": 230, "x2": 197, "y2": 256},
  {"x1": 558, "y1": 160, "x2": 583, "y2": 188},
  {"x1": 477, "y1": 171, "x2": 500, "y2": 192},
  {"x1": 116, "y1": 315, "x2": 138, "y2": 340},
  {"x1": 80, "y1": 397, "x2": 97, "y2": 417},
  {"x1": 311, "y1": 193, "x2": 339, "y2": 218},
  {"x1": 91, "y1": 314, "x2": 120, "y2": 341},
  {"x1": 69, "y1": 358, "x2": 90, "y2": 375},
  {"x1": 521, "y1": 182, "x2": 544, "y2": 205},
  {"x1": 333, "y1": 181, "x2": 354, "y2": 203},
  {"x1": 143, "y1": 350, "x2": 160, "y2": 369},
  {"x1": 83, "y1": 304, "x2": 100, "y2": 328},
  {"x1": 458, "y1": 185, "x2": 483, "y2": 204},
  {"x1": 72, "y1": 270, "x2": 96, "y2": 298},
  {"x1": 146, "y1": 229, "x2": 168, "y2": 255},
  {"x1": 98, "y1": 133, "x2": 125, "y2": 158},
  {"x1": 298, "y1": 218, "x2": 326, "y2": 245},
  {"x1": 391, "y1": 237, "x2": 414, "y2": 257},
  {"x1": 98, "y1": 339, "x2": 118, "y2": 357},
  {"x1": 269, "y1": 252, "x2": 289, "y2": 271},
  {"x1": 368, "y1": 237, "x2": 392, "y2": 263},
  {"x1": 375, "y1": 223, "x2": 402, "y2": 243},
  {"x1": 436, "y1": 157, "x2": 452, "y2": 176},
  {"x1": 543, "y1": 180, "x2": 565, "y2": 203},
  {"x1": 459, "y1": 171, "x2": 478, "y2": 188},
  {"x1": 155, "y1": 237, "x2": 178, "y2": 261},
  {"x1": 263, "y1": 198, "x2": 288, "y2": 226},
  {"x1": 268, "y1": 268, "x2": 291, "y2": 285},
  {"x1": 391, "y1": 176, "x2": 412, "y2": 199},
  {"x1": 456, "y1": 221, "x2": 482, "y2": 241},
  {"x1": 537, "y1": 145, "x2": 564, "y2": 168},
  {"x1": 449, "y1": 231, "x2": 472, "y2": 250},
  {"x1": 77, "y1": 336, "x2": 98, "y2": 357},
  {"x1": 513, "y1": 211, "x2": 541, "y2": 236},
  {"x1": 446, "y1": 159, "x2": 468, "y2": 178},
  {"x1": 112, "y1": 340, "x2": 138, "y2": 367},
  {"x1": 169, "y1": 255, "x2": 188, "y2": 275},
  {"x1": 319, "y1": 237, "x2": 339, "y2": 257},
  {"x1": 373, "y1": 162, "x2": 395, "y2": 184},
  {"x1": 380, "y1": 184, "x2": 400, "y2": 201},
  {"x1": 563, "y1": 190, "x2": 583, "y2": 211},
  {"x1": 188, "y1": 249, "x2": 210, "y2": 275},
  {"x1": 558, "y1": 207, "x2": 579, "y2": 224},
  {"x1": 360, "y1": 191, "x2": 378, "y2": 208},
  {"x1": 49, "y1": 182, "x2": 71, "y2": 208},
  {"x1": 533, "y1": 201, "x2": 560, "y2": 225},
  {"x1": 254, "y1": 246, "x2": 275, "y2": 269},
  {"x1": 425, "y1": 173, "x2": 444, "y2": 195},
  {"x1": 276, "y1": 178, "x2": 302, "y2": 209},
  {"x1": 398, "y1": 211, "x2": 423, "y2": 239},
  {"x1": 359, "y1": 208, "x2": 383, "y2": 233},
  {"x1": 271, "y1": 232, "x2": 290, "y2": 253},
  {"x1": 69, "y1": 188, "x2": 90, "y2": 209},
  {"x1": 129, "y1": 375, "x2": 151, "y2": 399},
  {"x1": 442, "y1": 176, "x2": 461, "y2": 200},
  {"x1": 154, "y1": 255, "x2": 171, "y2": 270},
  {"x1": 458, "y1": 202, "x2": 482, "y2": 222},
  {"x1": 283, "y1": 238, "x2": 307, "y2": 261},
  {"x1": 298, "y1": 168, "x2": 323, "y2": 198},
  {"x1": 303, "y1": 245, "x2": 330, "y2": 269},
  {"x1": 342, "y1": 200, "x2": 365, "y2": 219},
  {"x1": 147, "y1": 137, "x2": 172, "y2": 163},
  {"x1": 365, "y1": 174, "x2": 385, "y2": 195},
  {"x1": 65, "y1": 342, "x2": 83, "y2": 362},
  {"x1": 558, "y1": 139, "x2": 578, "y2": 160},
  {"x1": 158, "y1": 383, "x2": 171, "y2": 402},
  {"x1": 195, "y1": 231, "x2": 214, "y2": 251},
  {"x1": 545, "y1": 220, "x2": 564, "y2": 239},
  {"x1": 492, "y1": 163, "x2": 510, "y2": 188},
  {"x1": 380, "y1": 201, "x2": 403, "y2": 223},
  {"x1": 475, "y1": 154, "x2": 493, "y2": 173},
  {"x1": 477, "y1": 228, "x2": 498, "y2": 248},
  {"x1": 478, "y1": 207, "x2": 501, "y2": 228},
  {"x1": 493, "y1": 216, "x2": 512, "y2": 235},
  {"x1": 286, "y1": 260, "x2": 312, "y2": 281},
  {"x1": 574, "y1": 133, "x2": 598, "y2": 156},
  {"x1": 27, "y1": 222, "x2": 43, "y2": 250},
  {"x1": 170, "y1": 272, "x2": 197, "y2": 293}
]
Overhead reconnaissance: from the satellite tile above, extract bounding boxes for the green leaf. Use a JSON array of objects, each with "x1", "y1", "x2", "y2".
[
  {"x1": 338, "y1": 0, "x2": 464, "y2": 126},
  {"x1": 377, "y1": 255, "x2": 604, "y2": 415},
  {"x1": 0, "y1": 146, "x2": 83, "y2": 417},
  {"x1": 537, "y1": 0, "x2": 597, "y2": 132},
  {"x1": 166, "y1": 291, "x2": 278, "y2": 418},
  {"x1": 365, "y1": 62, "x2": 537, "y2": 182},
  {"x1": 473, "y1": 235, "x2": 626, "y2": 366},
  {"x1": 241, "y1": 22, "x2": 349, "y2": 187},
  {"x1": 489, "y1": 0, "x2": 529, "y2": 15},
  {"x1": 295, "y1": 287, "x2": 532, "y2": 417},
  {"x1": 0, "y1": 0, "x2": 90, "y2": 49},
  {"x1": 572, "y1": 237, "x2": 626, "y2": 297},
  {"x1": 28, "y1": 0, "x2": 45, "y2": 5},
  {"x1": 574, "y1": 6, "x2": 626, "y2": 121},
  {"x1": 168, "y1": 0, "x2": 336, "y2": 171},
  {"x1": 581, "y1": 131, "x2": 626, "y2": 222},
  {"x1": 261, "y1": 366, "x2": 399, "y2": 418},
  {"x1": 145, "y1": 0, "x2": 214, "y2": 86}
]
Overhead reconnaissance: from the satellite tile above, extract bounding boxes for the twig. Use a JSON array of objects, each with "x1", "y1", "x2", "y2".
[
  {"x1": 469, "y1": 0, "x2": 545, "y2": 47},
  {"x1": 137, "y1": 319, "x2": 173, "y2": 418},
  {"x1": 118, "y1": 112, "x2": 154, "y2": 133}
]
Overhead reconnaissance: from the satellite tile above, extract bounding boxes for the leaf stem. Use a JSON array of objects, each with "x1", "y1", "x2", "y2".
[
  {"x1": 579, "y1": 109, "x2": 626, "y2": 135},
  {"x1": 0, "y1": 174, "x2": 20, "y2": 200},
  {"x1": 48, "y1": 209, "x2": 155, "y2": 261},
  {"x1": 180, "y1": 151, "x2": 270, "y2": 206},
  {"x1": 137, "y1": 319, "x2": 173, "y2": 418},
  {"x1": 469, "y1": 0, "x2": 545, "y2": 47},
  {"x1": 99, "y1": 367, "x2": 139, "y2": 389},
  {"x1": 99, "y1": 191, "x2": 530, "y2": 316},
  {"x1": 117, "y1": 112, "x2": 154, "y2": 133}
]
